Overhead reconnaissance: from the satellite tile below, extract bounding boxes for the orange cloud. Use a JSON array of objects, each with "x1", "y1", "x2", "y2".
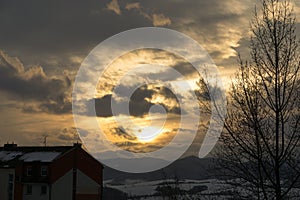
[
  {"x1": 152, "y1": 13, "x2": 172, "y2": 26},
  {"x1": 106, "y1": 0, "x2": 121, "y2": 15},
  {"x1": 125, "y1": 2, "x2": 141, "y2": 10}
]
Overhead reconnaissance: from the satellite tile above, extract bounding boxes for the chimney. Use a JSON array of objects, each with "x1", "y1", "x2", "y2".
[
  {"x1": 4, "y1": 142, "x2": 17, "y2": 150},
  {"x1": 73, "y1": 142, "x2": 82, "y2": 148}
]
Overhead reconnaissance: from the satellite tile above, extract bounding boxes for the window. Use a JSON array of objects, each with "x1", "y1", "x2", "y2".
[
  {"x1": 26, "y1": 166, "x2": 32, "y2": 176},
  {"x1": 8, "y1": 174, "x2": 13, "y2": 182},
  {"x1": 8, "y1": 174, "x2": 14, "y2": 200},
  {"x1": 26, "y1": 184, "x2": 32, "y2": 195},
  {"x1": 41, "y1": 185, "x2": 47, "y2": 195},
  {"x1": 41, "y1": 166, "x2": 48, "y2": 176}
]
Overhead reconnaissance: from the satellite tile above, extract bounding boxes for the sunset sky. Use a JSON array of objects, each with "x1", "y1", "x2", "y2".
[{"x1": 0, "y1": 0, "x2": 299, "y2": 161}]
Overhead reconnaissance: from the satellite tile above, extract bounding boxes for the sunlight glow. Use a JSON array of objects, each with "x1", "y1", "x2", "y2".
[{"x1": 134, "y1": 126, "x2": 164, "y2": 142}]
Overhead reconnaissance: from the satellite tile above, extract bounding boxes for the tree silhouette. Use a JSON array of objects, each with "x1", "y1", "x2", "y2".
[{"x1": 205, "y1": 0, "x2": 300, "y2": 199}]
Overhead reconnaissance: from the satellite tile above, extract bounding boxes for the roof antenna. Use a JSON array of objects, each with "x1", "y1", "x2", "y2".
[{"x1": 43, "y1": 135, "x2": 48, "y2": 147}]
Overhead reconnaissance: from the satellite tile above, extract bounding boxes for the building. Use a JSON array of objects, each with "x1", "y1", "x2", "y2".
[{"x1": 0, "y1": 143, "x2": 103, "y2": 200}]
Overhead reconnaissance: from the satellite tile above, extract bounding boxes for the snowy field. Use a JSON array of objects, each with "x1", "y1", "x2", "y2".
[
  {"x1": 104, "y1": 179, "x2": 235, "y2": 199},
  {"x1": 104, "y1": 179, "x2": 300, "y2": 200}
]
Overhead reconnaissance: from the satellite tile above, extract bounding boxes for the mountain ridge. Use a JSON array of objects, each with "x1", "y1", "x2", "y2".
[{"x1": 103, "y1": 156, "x2": 219, "y2": 184}]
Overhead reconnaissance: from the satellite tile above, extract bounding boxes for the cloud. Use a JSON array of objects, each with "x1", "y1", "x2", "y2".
[
  {"x1": 80, "y1": 84, "x2": 181, "y2": 118},
  {"x1": 0, "y1": 0, "x2": 153, "y2": 73},
  {"x1": 137, "y1": 0, "x2": 257, "y2": 65},
  {"x1": 106, "y1": 0, "x2": 122, "y2": 15},
  {"x1": 102, "y1": 125, "x2": 179, "y2": 153},
  {"x1": 112, "y1": 127, "x2": 137, "y2": 141},
  {"x1": 125, "y1": 2, "x2": 141, "y2": 10},
  {"x1": 0, "y1": 102, "x2": 75, "y2": 146},
  {"x1": 0, "y1": 0, "x2": 268, "y2": 77},
  {"x1": 0, "y1": 50, "x2": 72, "y2": 114},
  {"x1": 57, "y1": 127, "x2": 80, "y2": 141},
  {"x1": 106, "y1": 127, "x2": 184, "y2": 153},
  {"x1": 92, "y1": 49, "x2": 199, "y2": 99},
  {"x1": 36, "y1": 127, "x2": 85, "y2": 145},
  {"x1": 152, "y1": 13, "x2": 172, "y2": 26},
  {"x1": 0, "y1": 0, "x2": 298, "y2": 151},
  {"x1": 123, "y1": 2, "x2": 171, "y2": 26},
  {"x1": 103, "y1": 0, "x2": 254, "y2": 62}
]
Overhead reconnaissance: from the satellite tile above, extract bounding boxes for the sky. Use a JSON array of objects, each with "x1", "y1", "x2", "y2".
[{"x1": 0, "y1": 0, "x2": 299, "y2": 161}]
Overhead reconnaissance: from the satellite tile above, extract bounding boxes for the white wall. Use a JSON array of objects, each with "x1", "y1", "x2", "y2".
[
  {"x1": 21, "y1": 169, "x2": 101, "y2": 200},
  {"x1": 76, "y1": 169, "x2": 100, "y2": 194},
  {"x1": 22, "y1": 184, "x2": 49, "y2": 200},
  {"x1": 0, "y1": 168, "x2": 14, "y2": 200},
  {"x1": 51, "y1": 169, "x2": 73, "y2": 200}
]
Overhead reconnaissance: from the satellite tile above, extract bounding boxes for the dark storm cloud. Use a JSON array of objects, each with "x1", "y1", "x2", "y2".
[
  {"x1": 0, "y1": 0, "x2": 152, "y2": 70},
  {"x1": 82, "y1": 85, "x2": 181, "y2": 118},
  {"x1": 0, "y1": 0, "x2": 250, "y2": 71},
  {"x1": 0, "y1": 51, "x2": 72, "y2": 114},
  {"x1": 82, "y1": 94, "x2": 152, "y2": 117}
]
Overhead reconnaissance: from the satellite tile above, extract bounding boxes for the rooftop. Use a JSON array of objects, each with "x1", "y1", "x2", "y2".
[{"x1": 0, "y1": 143, "x2": 82, "y2": 168}]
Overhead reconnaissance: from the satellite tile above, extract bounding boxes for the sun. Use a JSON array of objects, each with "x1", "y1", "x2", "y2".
[{"x1": 135, "y1": 126, "x2": 164, "y2": 143}]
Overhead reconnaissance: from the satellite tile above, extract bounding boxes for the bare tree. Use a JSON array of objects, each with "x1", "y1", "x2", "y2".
[{"x1": 198, "y1": 0, "x2": 300, "y2": 199}]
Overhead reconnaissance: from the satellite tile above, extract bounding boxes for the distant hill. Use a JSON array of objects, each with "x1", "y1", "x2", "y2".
[
  {"x1": 103, "y1": 156, "x2": 220, "y2": 184},
  {"x1": 103, "y1": 187, "x2": 128, "y2": 200}
]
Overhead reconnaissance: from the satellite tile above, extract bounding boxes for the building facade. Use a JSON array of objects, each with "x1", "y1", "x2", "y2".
[{"x1": 0, "y1": 143, "x2": 103, "y2": 200}]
